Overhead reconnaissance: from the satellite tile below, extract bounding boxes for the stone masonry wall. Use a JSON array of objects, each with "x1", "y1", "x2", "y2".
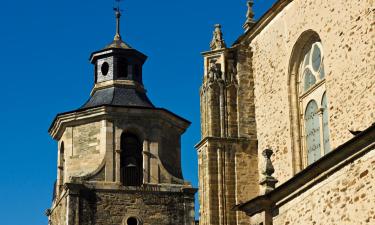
[
  {"x1": 235, "y1": 141, "x2": 258, "y2": 225},
  {"x1": 62, "y1": 121, "x2": 105, "y2": 180},
  {"x1": 50, "y1": 195, "x2": 67, "y2": 225},
  {"x1": 273, "y1": 146, "x2": 375, "y2": 225},
  {"x1": 249, "y1": 0, "x2": 374, "y2": 184},
  {"x1": 79, "y1": 189, "x2": 195, "y2": 225}
]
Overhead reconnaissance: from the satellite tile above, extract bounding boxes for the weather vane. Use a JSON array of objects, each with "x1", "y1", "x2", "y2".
[
  {"x1": 113, "y1": 0, "x2": 123, "y2": 13},
  {"x1": 113, "y1": 0, "x2": 124, "y2": 41}
]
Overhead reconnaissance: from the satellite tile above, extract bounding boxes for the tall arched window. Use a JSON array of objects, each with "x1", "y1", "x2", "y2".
[
  {"x1": 120, "y1": 133, "x2": 143, "y2": 186},
  {"x1": 58, "y1": 142, "x2": 65, "y2": 193},
  {"x1": 299, "y1": 40, "x2": 331, "y2": 166}
]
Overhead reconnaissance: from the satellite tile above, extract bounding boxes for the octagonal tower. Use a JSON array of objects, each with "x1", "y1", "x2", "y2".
[{"x1": 47, "y1": 8, "x2": 196, "y2": 225}]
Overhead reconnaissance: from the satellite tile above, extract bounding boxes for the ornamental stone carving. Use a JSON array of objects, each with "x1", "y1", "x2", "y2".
[
  {"x1": 260, "y1": 149, "x2": 278, "y2": 194},
  {"x1": 210, "y1": 24, "x2": 227, "y2": 50}
]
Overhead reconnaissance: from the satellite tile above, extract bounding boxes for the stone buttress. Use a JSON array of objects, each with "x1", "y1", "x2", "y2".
[{"x1": 196, "y1": 24, "x2": 259, "y2": 225}]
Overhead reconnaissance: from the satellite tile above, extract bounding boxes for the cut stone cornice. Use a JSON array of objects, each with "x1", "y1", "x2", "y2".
[{"x1": 49, "y1": 106, "x2": 191, "y2": 140}]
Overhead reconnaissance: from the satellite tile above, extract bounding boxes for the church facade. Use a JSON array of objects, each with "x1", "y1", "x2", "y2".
[
  {"x1": 197, "y1": 0, "x2": 374, "y2": 225},
  {"x1": 46, "y1": 9, "x2": 196, "y2": 225}
]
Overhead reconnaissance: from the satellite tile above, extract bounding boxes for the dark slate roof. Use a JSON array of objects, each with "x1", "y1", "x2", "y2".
[{"x1": 81, "y1": 87, "x2": 154, "y2": 109}]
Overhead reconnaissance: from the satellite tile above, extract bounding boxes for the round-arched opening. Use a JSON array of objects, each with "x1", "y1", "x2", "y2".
[
  {"x1": 126, "y1": 217, "x2": 138, "y2": 225},
  {"x1": 288, "y1": 30, "x2": 322, "y2": 174},
  {"x1": 120, "y1": 132, "x2": 143, "y2": 186},
  {"x1": 101, "y1": 62, "x2": 109, "y2": 76}
]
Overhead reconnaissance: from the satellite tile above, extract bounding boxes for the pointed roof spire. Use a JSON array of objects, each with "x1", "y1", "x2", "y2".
[
  {"x1": 210, "y1": 24, "x2": 227, "y2": 50},
  {"x1": 243, "y1": 0, "x2": 255, "y2": 32},
  {"x1": 114, "y1": 5, "x2": 122, "y2": 41},
  {"x1": 105, "y1": 0, "x2": 132, "y2": 49}
]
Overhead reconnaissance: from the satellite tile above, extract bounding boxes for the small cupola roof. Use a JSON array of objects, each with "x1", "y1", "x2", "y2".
[
  {"x1": 104, "y1": 8, "x2": 132, "y2": 50},
  {"x1": 81, "y1": 6, "x2": 154, "y2": 109}
]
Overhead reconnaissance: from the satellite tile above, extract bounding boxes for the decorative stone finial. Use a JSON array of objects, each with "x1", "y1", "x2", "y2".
[
  {"x1": 260, "y1": 149, "x2": 278, "y2": 194},
  {"x1": 243, "y1": 0, "x2": 255, "y2": 32},
  {"x1": 210, "y1": 24, "x2": 227, "y2": 50}
]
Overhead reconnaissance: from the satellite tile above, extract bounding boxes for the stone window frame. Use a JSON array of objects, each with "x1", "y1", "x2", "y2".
[
  {"x1": 288, "y1": 30, "x2": 331, "y2": 173},
  {"x1": 298, "y1": 40, "x2": 331, "y2": 166},
  {"x1": 57, "y1": 141, "x2": 65, "y2": 194}
]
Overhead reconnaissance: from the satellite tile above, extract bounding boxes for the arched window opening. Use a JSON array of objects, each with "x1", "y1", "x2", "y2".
[
  {"x1": 58, "y1": 142, "x2": 65, "y2": 193},
  {"x1": 299, "y1": 40, "x2": 331, "y2": 166},
  {"x1": 120, "y1": 133, "x2": 143, "y2": 186}
]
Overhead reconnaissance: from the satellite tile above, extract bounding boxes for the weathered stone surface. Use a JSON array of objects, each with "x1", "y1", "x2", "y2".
[
  {"x1": 80, "y1": 189, "x2": 195, "y2": 225},
  {"x1": 273, "y1": 147, "x2": 375, "y2": 225},
  {"x1": 198, "y1": 0, "x2": 374, "y2": 225},
  {"x1": 48, "y1": 9, "x2": 196, "y2": 224},
  {"x1": 250, "y1": 0, "x2": 374, "y2": 184}
]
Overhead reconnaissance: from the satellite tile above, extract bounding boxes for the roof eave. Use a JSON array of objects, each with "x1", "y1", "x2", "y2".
[
  {"x1": 49, "y1": 105, "x2": 191, "y2": 140},
  {"x1": 233, "y1": 0, "x2": 293, "y2": 46},
  {"x1": 234, "y1": 122, "x2": 375, "y2": 216}
]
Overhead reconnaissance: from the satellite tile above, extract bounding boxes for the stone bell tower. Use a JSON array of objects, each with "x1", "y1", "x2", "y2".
[
  {"x1": 46, "y1": 7, "x2": 196, "y2": 225},
  {"x1": 195, "y1": 23, "x2": 259, "y2": 225}
]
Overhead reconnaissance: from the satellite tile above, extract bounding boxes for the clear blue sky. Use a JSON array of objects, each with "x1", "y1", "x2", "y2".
[{"x1": 0, "y1": 1, "x2": 276, "y2": 224}]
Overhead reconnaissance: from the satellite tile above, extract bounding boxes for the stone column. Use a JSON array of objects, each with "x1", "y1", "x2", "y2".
[
  {"x1": 217, "y1": 146, "x2": 224, "y2": 225},
  {"x1": 219, "y1": 80, "x2": 226, "y2": 138},
  {"x1": 149, "y1": 141, "x2": 159, "y2": 183},
  {"x1": 207, "y1": 145, "x2": 219, "y2": 225},
  {"x1": 65, "y1": 183, "x2": 81, "y2": 225},
  {"x1": 183, "y1": 188, "x2": 198, "y2": 225},
  {"x1": 142, "y1": 140, "x2": 150, "y2": 183},
  {"x1": 115, "y1": 126, "x2": 122, "y2": 183},
  {"x1": 104, "y1": 120, "x2": 115, "y2": 182}
]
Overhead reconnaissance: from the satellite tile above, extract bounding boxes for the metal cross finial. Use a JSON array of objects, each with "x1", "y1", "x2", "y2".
[{"x1": 113, "y1": 0, "x2": 123, "y2": 41}]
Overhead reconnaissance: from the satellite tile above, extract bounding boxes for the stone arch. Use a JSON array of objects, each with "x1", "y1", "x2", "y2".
[
  {"x1": 120, "y1": 132, "x2": 143, "y2": 186},
  {"x1": 58, "y1": 141, "x2": 65, "y2": 182},
  {"x1": 56, "y1": 141, "x2": 65, "y2": 196},
  {"x1": 288, "y1": 30, "x2": 322, "y2": 174},
  {"x1": 120, "y1": 123, "x2": 147, "y2": 142}
]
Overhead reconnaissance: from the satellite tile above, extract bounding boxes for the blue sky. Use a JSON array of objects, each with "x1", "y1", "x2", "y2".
[{"x1": 0, "y1": 0, "x2": 276, "y2": 224}]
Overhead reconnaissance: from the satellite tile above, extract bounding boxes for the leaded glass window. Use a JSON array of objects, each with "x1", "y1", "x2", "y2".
[
  {"x1": 301, "y1": 42, "x2": 325, "y2": 92},
  {"x1": 322, "y1": 93, "x2": 331, "y2": 154},
  {"x1": 305, "y1": 100, "x2": 321, "y2": 165},
  {"x1": 299, "y1": 41, "x2": 331, "y2": 166}
]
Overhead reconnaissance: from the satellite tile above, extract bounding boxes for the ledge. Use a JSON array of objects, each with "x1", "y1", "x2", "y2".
[
  {"x1": 194, "y1": 136, "x2": 256, "y2": 149},
  {"x1": 234, "y1": 122, "x2": 375, "y2": 216},
  {"x1": 49, "y1": 105, "x2": 191, "y2": 139},
  {"x1": 64, "y1": 181, "x2": 197, "y2": 195}
]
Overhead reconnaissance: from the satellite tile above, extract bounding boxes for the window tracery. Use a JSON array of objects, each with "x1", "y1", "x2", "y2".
[{"x1": 299, "y1": 41, "x2": 331, "y2": 165}]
